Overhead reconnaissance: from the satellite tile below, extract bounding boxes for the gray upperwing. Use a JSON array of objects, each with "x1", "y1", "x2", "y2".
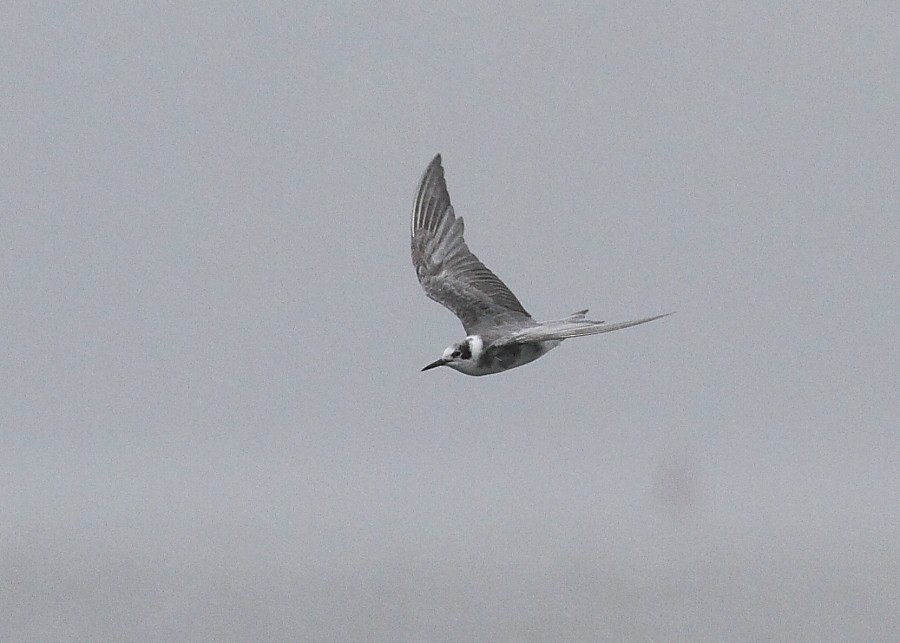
[
  {"x1": 505, "y1": 313, "x2": 673, "y2": 344},
  {"x1": 411, "y1": 154, "x2": 532, "y2": 333}
]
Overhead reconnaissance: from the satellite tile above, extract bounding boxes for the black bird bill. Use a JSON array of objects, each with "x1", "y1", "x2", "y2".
[{"x1": 421, "y1": 358, "x2": 447, "y2": 371}]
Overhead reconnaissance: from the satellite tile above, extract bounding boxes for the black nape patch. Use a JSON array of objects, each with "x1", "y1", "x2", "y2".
[{"x1": 460, "y1": 342, "x2": 472, "y2": 360}]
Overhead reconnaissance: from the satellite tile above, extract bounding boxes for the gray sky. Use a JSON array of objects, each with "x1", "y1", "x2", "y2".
[{"x1": 2, "y1": 3, "x2": 898, "y2": 641}]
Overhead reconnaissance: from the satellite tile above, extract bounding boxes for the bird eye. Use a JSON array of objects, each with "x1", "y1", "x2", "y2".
[{"x1": 451, "y1": 351, "x2": 461, "y2": 358}]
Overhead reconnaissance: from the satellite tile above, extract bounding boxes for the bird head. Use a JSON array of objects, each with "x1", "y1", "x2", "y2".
[{"x1": 422, "y1": 335, "x2": 484, "y2": 373}]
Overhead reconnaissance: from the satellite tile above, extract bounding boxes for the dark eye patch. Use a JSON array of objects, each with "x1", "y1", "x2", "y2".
[{"x1": 459, "y1": 343, "x2": 472, "y2": 360}]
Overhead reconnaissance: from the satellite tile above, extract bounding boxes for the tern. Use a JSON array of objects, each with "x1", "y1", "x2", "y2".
[{"x1": 412, "y1": 154, "x2": 670, "y2": 376}]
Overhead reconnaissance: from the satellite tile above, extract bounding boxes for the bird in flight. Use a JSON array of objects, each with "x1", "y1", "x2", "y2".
[{"x1": 411, "y1": 154, "x2": 670, "y2": 376}]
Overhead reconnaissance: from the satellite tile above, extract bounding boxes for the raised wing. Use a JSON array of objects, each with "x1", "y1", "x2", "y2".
[
  {"x1": 411, "y1": 154, "x2": 531, "y2": 333},
  {"x1": 503, "y1": 312, "x2": 673, "y2": 344}
]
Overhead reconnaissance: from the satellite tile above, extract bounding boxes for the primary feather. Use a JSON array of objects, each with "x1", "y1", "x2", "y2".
[
  {"x1": 504, "y1": 313, "x2": 673, "y2": 344},
  {"x1": 411, "y1": 154, "x2": 533, "y2": 335}
]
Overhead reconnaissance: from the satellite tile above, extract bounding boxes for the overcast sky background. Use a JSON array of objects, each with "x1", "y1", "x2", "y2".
[{"x1": 2, "y1": 3, "x2": 898, "y2": 641}]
